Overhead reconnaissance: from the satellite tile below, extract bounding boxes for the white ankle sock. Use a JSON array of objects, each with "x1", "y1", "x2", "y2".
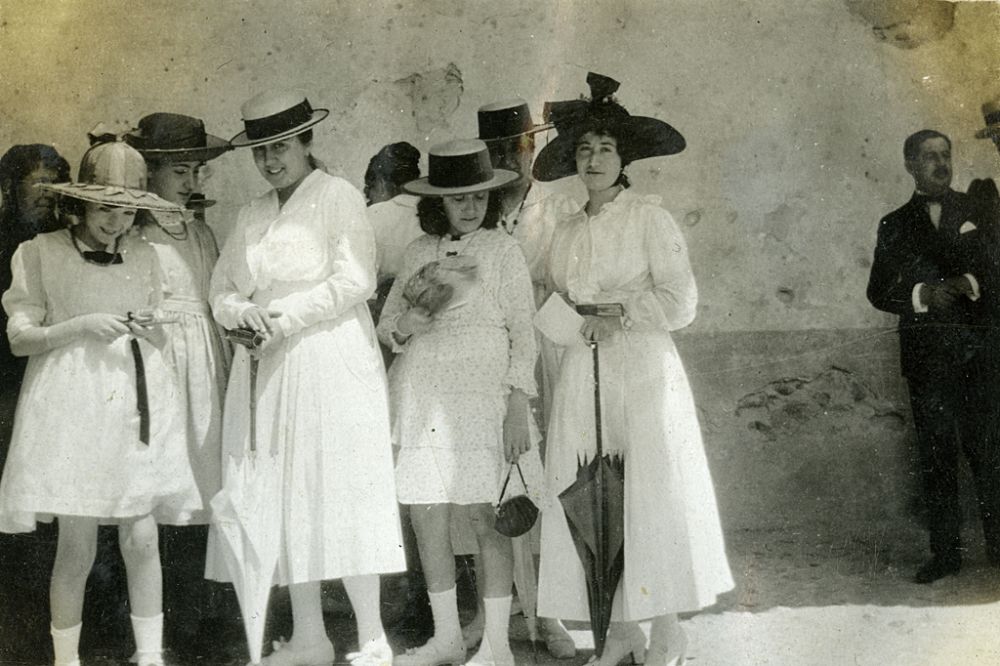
[
  {"x1": 130, "y1": 613, "x2": 163, "y2": 665},
  {"x1": 51, "y1": 623, "x2": 82, "y2": 666},
  {"x1": 480, "y1": 595, "x2": 513, "y2": 657},
  {"x1": 344, "y1": 574, "x2": 385, "y2": 646},
  {"x1": 427, "y1": 586, "x2": 463, "y2": 646}
]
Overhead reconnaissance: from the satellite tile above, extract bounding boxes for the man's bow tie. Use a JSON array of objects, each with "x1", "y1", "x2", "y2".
[
  {"x1": 914, "y1": 193, "x2": 944, "y2": 206},
  {"x1": 82, "y1": 250, "x2": 123, "y2": 265}
]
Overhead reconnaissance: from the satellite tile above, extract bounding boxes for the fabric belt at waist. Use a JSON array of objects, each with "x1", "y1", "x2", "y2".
[{"x1": 161, "y1": 298, "x2": 212, "y2": 317}]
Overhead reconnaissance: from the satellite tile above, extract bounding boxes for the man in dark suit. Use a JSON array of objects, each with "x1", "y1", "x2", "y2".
[{"x1": 867, "y1": 129, "x2": 1000, "y2": 583}]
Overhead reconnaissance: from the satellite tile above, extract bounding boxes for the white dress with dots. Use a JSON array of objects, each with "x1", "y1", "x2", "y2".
[{"x1": 377, "y1": 227, "x2": 545, "y2": 506}]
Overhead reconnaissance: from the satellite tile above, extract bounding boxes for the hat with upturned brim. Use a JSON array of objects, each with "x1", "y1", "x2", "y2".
[
  {"x1": 37, "y1": 128, "x2": 183, "y2": 213},
  {"x1": 477, "y1": 98, "x2": 551, "y2": 143},
  {"x1": 532, "y1": 72, "x2": 686, "y2": 182},
  {"x1": 404, "y1": 139, "x2": 519, "y2": 197},
  {"x1": 126, "y1": 113, "x2": 232, "y2": 162},
  {"x1": 975, "y1": 99, "x2": 1000, "y2": 139},
  {"x1": 230, "y1": 90, "x2": 329, "y2": 148}
]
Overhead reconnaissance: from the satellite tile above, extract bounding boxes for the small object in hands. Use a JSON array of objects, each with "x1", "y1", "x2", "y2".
[
  {"x1": 126, "y1": 310, "x2": 179, "y2": 327},
  {"x1": 402, "y1": 255, "x2": 480, "y2": 316},
  {"x1": 575, "y1": 302, "x2": 625, "y2": 317},
  {"x1": 534, "y1": 292, "x2": 586, "y2": 346},
  {"x1": 224, "y1": 327, "x2": 267, "y2": 350},
  {"x1": 495, "y1": 462, "x2": 539, "y2": 538}
]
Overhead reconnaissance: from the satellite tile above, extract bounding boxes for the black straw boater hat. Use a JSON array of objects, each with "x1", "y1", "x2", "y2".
[
  {"x1": 477, "y1": 98, "x2": 550, "y2": 142},
  {"x1": 126, "y1": 113, "x2": 231, "y2": 162},
  {"x1": 404, "y1": 139, "x2": 518, "y2": 197},
  {"x1": 975, "y1": 99, "x2": 1000, "y2": 139},
  {"x1": 532, "y1": 72, "x2": 686, "y2": 182},
  {"x1": 230, "y1": 90, "x2": 329, "y2": 148}
]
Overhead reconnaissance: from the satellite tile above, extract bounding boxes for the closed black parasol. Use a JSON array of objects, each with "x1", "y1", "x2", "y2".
[{"x1": 557, "y1": 336, "x2": 626, "y2": 658}]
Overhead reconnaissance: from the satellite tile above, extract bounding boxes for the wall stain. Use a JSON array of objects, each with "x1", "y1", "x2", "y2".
[
  {"x1": 736, "y1": 366, "x2": 906, "y2": 441},
  {"x1": 395, "y1": 62, "x2": 464, "y2": 132},
  {"x1": 844, "y1": 0, "x2": 955, "y2": 50}
]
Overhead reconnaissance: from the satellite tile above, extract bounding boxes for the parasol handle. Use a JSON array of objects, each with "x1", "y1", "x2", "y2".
[
  {"x1": 249, "y1": 357, "x2": 259, "y2": 454},
  {"x1": 591, "y1": 341, "x2": 602, "y2": 460}
]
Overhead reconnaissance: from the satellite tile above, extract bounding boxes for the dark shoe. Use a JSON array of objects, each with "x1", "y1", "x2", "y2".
[{"x1": 914, "y1": 556, "x2": 961, "y2": 584}]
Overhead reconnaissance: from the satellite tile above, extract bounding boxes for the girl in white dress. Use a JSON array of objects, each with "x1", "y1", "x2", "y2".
[
  {"x1": 208, "y1": 90, "x2": 404, "y2": 666},
  {"x1": 533, "y1": 74, "x2": 734, "y2": 666},
  {"x1": 127, "y1": 112, "x2": 232, "y2": 524},
  {"x1": 377, "y1": 139, "x2": 536, "y2": 666},
  {"x1": 0, "y1": 138, "x2": 201, "y2": 666}
]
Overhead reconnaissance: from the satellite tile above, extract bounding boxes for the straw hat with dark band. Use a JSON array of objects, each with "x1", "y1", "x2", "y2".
[
  {"x1": 532, "y1": 72, "x2": 686, "y2": 182},
  {"x1": 126, "y1": 113, "x2": 231, "y2": 162},
  {"x1": 37, "y1": 134, "x2": 183, "y2": 213},
  {"x1": 404, "y1": 139, "x2": 518, "y2": 197},
  {"x1": 975, "y1": 99, "x2": 1000, "y2": 140},
  {"x1": 230, "y1": 90, "x2": 329, "y2": 148}
]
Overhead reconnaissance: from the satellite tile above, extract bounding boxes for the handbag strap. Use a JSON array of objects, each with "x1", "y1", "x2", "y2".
[{"x1": 496, "y1": 461, "x2": 529, "y2": 508}]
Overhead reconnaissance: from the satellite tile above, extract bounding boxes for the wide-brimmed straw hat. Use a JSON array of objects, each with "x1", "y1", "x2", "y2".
[
  {"x1": 532, "y1": 72, "x2": 686, "y2": 182},
  {"x1": 230, "y1": 90, "x2": 329, "y2": 148},
  {"x1": 126, "y1": 113, "x2": 231, "y2": 162},
  {"x1": 37, "y1": 130, "x2": 183, "y2": 212},
  {"x1": 975, "y1": 99, "x2": 1000, "y2": 139},
  {"x1": 404, "y1": 139, "x2": 518, "y2": 196},
  {"x1": 477, "y1": 98, "x2": 551, "y2": 142}
]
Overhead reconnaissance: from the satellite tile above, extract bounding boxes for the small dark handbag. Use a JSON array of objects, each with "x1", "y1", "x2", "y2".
[{"x1": 494, "y1": 462, "x2": 539, "y2": 538}]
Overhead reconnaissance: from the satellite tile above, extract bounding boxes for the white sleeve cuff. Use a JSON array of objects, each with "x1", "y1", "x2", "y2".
[
  {"x1": 964, "y1": 273, "x2": 981, "y2": 301},
  {"x1": 912, "y1": 283, "x2": 929, "y2": 313}
]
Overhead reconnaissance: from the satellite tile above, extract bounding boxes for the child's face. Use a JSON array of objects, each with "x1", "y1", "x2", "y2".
[
  {"x1": 78, "y1": 202, "x2": 137, "y2": 249},
  {"x1": 147, "y1": 160, "x2": 208, "y2": 206}
]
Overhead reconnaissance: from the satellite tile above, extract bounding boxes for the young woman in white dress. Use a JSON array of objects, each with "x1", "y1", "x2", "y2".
[
  {"x1": 208, "y1": 89, "x2": 404, "y2": 666},
  {"x1": 126, "y1": 112, "x2": 233, "y2": 649},
  {"x1": 534, "y1": 74, "x2": 734, "y2": 666}
]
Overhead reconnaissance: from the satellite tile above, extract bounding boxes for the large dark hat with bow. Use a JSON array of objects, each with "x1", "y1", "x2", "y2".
[{"x1": 532, "y1": 72, "x2": 685, "y2": 182}]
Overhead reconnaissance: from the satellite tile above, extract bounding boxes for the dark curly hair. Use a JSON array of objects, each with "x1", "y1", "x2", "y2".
[
  {"x1": 417, "y1": 191, "x2": 503, "y2": 237},
  {"x1": 366, "y1": 142, "x2": 420, "y2": 188},
  {"x1": 0, "y1": 144, "x2": 71, "y2": 241}
]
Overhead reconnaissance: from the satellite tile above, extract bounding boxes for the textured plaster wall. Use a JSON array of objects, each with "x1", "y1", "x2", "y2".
[
  {"x1": 2, "y1": 0, "x2": 998, "y2": 333},
  {"x1": 2, "y1": 0, "x2": 998, "y2": 527}
]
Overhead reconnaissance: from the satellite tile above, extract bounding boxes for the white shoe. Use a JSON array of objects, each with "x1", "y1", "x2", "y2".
[
  {"x1": 348, "y1": 636, "x2": 393, "y2": 666},
  {"x1": 392, "y1": 637, "x2": 465, "y2": 666},
  {"x1": 464, "y1": 636, "x2": 514, "y2": 666}
]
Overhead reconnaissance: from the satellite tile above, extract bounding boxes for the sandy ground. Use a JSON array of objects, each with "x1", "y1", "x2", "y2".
[{"x1": 2, "y1": 521, "x2": 999, "y2": 665}]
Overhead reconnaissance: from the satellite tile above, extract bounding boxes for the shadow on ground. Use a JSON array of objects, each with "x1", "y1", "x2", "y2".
[{"x1": 2, "y1": 517, "x2": 998, "y2": 665}]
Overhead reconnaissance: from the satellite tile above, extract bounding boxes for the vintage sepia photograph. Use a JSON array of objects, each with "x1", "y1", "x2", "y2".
[{"x1": 1, "y1": 1, "x2": 1000, "y2": 664}]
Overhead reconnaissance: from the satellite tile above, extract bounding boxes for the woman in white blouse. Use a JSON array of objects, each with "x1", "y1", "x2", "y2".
[
  {"x1": 208, "y1": 90, "x2": 404, "y2": 666},
  {"x1": 533, "y1": 74, "x2": 734, "y2": 666}
]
